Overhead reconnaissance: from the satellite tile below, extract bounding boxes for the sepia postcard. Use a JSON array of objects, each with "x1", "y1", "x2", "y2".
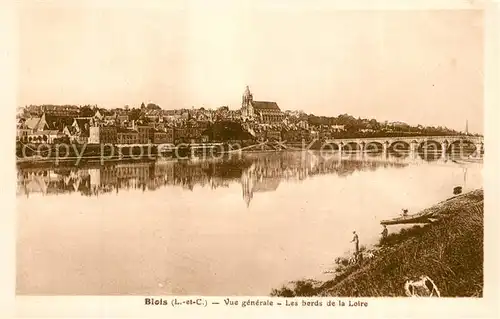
[{"x1": 1, "y1": 0, "x2": 500, "y2": 318}]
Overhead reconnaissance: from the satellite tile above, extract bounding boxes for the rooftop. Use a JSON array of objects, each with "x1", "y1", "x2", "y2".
[
  {"x1": 251, "y1": 101, "x2": 281, "y2": 111},
  {"x1": 117, "y1": 128, "x2": 138, "y2": 133}
]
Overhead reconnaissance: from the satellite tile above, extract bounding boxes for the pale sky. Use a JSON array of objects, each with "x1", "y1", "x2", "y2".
[{"x1": 18, "y1": 1, "x2": 484, "y2": 133}]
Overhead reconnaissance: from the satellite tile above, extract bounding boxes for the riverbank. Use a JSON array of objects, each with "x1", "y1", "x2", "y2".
[{"x1": 271, "y1": 189, "x2": 484, "y2": 297}]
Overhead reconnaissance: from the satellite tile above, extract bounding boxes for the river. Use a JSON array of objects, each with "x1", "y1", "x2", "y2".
[{"x1": 16, "y1": 150, "x2": 483, "y2": 295}]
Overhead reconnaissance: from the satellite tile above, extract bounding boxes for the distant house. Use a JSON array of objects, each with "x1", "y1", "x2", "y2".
[
  {"x1": 115, "y1": 110, "x2": 129, "y2": 123},
  {"x1": 64, "y1": 126, "x2": 81, "y2": 143},
  {"x1": 24, "y1": 113, "x2": 71, "y2": 132},
  {"x1": 70, "y1": 118, "x2": 94, "y2": 143},
  {"x1": 17, "y1": 130, "x2": 31, "y2": 142},
  {"x1": 173, "y1": 124, "x2": 207, "y2": 144},
  {"x1": 227, "y1": 109, "x2": 242, "y2": 121},
  {"x1": 297, "y1": 120, "x2": 309, "y2": 130},
  {"x1": 45, "y1": 114, "x2": 74, "y2": 131},
  {"x1": 117, "y1": 128, "x2": 139, "y2": 145},
  {"x1": 180, "y1": 111, "x2": 190, "y2": 120},
  {"x1": 89, "y1": 126, "x2": 117, "y2": 144},
  {"x1": 331, "y1": 124, "x2": 346, "y2": 132},
  {"x1": 42, "y1": 105, "x2": 80, "y2": 117},
  {"x1": 25, "y1": 105, "x2": 45, "y2": 117},
  {"x1": 27, "y1": 130, "x2": 63, "y2": 144},
  {"x1": 146, "y1": 110, "x2": 162, "y2": 122},
  {"x1": 104, "y1": 113, "x2": 117, "y2": 122},
  {"x1": 62, "y1": 125, "x2": 77, "y2": 141},
  {"x1": 61, "y1": 125, "x2": 83, "y2": 144},
  {"x1": 17, "y1": 122, "x2": 32, "y2": 141},
  {"x1": 93, "y1": 110, "x2": 103, "y2": 120},
  {"x1": 24, "y1": 113, "x2": 49, "y2": 132},
  {"x1": 133, "y1": 124, "x2": 155, "y2": 144},
  {"x1": 360, "y1": 128, "x2": 375, "y2": 133},
  {"x1": 152, "y1": 128, "x2": 174, "y2": 144}
]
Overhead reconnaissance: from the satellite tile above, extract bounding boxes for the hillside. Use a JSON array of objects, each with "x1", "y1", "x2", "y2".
[{"x1": 271, "y1": 190, "x2": 484, "y2": 297}]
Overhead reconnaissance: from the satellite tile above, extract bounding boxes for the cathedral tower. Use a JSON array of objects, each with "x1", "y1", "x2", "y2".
[{"x1": 241, "y1": 85, "x2": 254, "y2": 118}]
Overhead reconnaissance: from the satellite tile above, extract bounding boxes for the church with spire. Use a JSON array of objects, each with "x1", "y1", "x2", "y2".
[
  {"x1": 241, "y1": 86, "x2": 284, "y2": 124},
  {"x1": 241, "y1": 85, "x2": 254, "y2": 119}
]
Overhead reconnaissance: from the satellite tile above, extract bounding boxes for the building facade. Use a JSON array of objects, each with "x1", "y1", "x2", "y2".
[
  {"x1": 117, "y1": 129, "x2": 139, "y2": 144},
  {"x1": 17, "y1": 128, "x2": 32, "y2": 141},
  {"x1": 88, "y1": 126, "x2": 117, "y2": 144},
  {"x1": 26, "y1": 130, "x2": 63, "y2": 144},
  {"x1": 153, "y1": 128, "x2": 174, "y2": 144},
  {"x1": 136, "y1": 125, "x2": 154, "y2": 144},
  {"x1": 173, "y1": 126, "x2": 206, "y2": 144}
]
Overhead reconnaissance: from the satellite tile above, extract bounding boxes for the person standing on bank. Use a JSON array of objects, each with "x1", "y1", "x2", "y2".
[
  {"x1": 381, "y1": 225, "x2": 388, "y2": 239},
  {"x1": 351, "y1": 231, "x2": 359, "y2": 259}
]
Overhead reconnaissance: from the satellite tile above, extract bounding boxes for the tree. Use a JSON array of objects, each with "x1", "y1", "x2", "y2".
[
  {"x1": 80, "y1": 106, "x2": 94, "y2": 117},
  {"x1": 140, "y1": 102, "x2": 145, "y2": 110},
  {"x1": 129, "y1": 108, "x2": 142, "y2": 121},
  {"x1": 146, "y1": 103, "x2": 161, "y2": 110},
  {"x1": 368, "y1": 119, "x2": 380, "y2": 130},
  {"x1": 203, "y1": 121, "x2": 254, "y2": 142}
]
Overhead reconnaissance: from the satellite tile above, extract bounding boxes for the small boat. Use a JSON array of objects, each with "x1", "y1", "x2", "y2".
[{"x1": 380, "y1": 211, "x2": 438, "y2": 225}]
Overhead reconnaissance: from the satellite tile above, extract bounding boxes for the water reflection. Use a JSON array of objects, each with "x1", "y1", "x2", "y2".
[
  {"x1": 16, "y1": 150, "x2": 482, "y2": 296},
  {"x1": 17, "y1": 151, "x2": 475, "y2": 207}
]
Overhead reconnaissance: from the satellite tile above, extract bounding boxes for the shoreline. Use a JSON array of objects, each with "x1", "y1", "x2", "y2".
[
  {"x1": 271, "y1": 189, "x2": 484, "y2": 297},
  {"x1": 16, "y1": 148, "x2": 483, "y2": 166}
]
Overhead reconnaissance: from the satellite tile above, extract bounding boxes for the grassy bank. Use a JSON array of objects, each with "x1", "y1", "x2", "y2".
[{"x1": 271, "y1": 189, "x2": 484, "y2": 297}]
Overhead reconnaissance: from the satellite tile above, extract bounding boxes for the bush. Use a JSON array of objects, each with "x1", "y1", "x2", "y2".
[{"x1": 270, "y1": 280, "x2": 323, "y2": 297}]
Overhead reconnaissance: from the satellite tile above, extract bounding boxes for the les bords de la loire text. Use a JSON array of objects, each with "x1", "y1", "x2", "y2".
[{"x1": 145, "y1": 298, "x2": 368, "y2": 308}]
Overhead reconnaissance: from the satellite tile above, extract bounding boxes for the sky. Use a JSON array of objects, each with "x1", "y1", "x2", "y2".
[{"x1": 18, "y1": 0, "x2": 484, "y2": 133}]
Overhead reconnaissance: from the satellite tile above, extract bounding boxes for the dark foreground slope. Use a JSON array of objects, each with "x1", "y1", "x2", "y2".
[{"x1": 272, "y1": 189, "x2": 484, "y2": 297}]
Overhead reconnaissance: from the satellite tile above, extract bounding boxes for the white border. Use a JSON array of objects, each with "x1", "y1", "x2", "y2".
[{"x1": 1, "y1": 0, "x2": 499, "y2": 318}]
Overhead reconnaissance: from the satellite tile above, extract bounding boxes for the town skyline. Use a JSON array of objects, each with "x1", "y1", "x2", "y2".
[
  {"x1": 20, "y1": 2, "x2": 484, "y2": 133},
  {"x1": 17, "y1": 92, "x2": 477, "y2": 135}
]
